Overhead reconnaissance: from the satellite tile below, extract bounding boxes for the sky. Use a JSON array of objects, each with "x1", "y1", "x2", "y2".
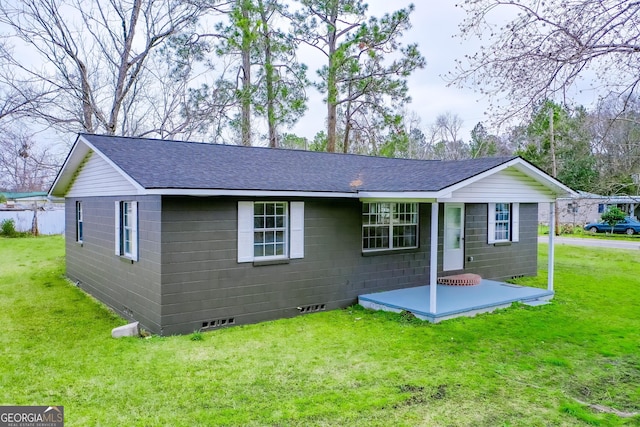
[{"x1": 291, "y1": 1, "x2": 491, "y2": 142}]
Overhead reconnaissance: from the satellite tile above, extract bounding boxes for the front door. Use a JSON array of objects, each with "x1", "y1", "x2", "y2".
[{"x1": 443, "y1": 203, "x2": 464, "y2": 271}]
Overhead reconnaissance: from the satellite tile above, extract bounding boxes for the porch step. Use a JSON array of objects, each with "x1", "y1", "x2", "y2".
[{"x1": 522, "y1": 299, "x2": 551, "y2": 307}]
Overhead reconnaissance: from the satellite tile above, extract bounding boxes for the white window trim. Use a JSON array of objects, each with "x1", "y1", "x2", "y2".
[
  {"x1": 115, "y1": 200, "x2": 138, "y2": 261},
  {"x1": 76, "y1": 201, "x2": 83, "y2": 243},
  {"x1": 488, "y1": 202, "x2": 519, "y2": 244},
  {"x1": 237, "y1": 201, "x2": 305, "y2": 263},
  {"x1": 362, "y1": 202, "x2": 419, "y2": 252}
]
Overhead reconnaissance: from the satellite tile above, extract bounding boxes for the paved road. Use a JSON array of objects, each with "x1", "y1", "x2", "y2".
[{"x1": 538, "y1": 236, "x2": 640, "y2": 250}]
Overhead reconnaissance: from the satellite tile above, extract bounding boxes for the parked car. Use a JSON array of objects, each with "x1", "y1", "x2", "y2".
[{"x1": 584, "y1": 216, "x2": 640, "y2": 235}]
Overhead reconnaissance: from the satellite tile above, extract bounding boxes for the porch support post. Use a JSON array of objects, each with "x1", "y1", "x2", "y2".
[
  {"x1": 548, "y1": 201, "x2": 555, "y2": 292},
  {"x1": 430, "y1": 202, "x2": 439, "y2": 313}
]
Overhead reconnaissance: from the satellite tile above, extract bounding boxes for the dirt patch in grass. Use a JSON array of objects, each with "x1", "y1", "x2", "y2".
[{"x1": 569, "y1": 355, "x2": 640, "y2": 414}]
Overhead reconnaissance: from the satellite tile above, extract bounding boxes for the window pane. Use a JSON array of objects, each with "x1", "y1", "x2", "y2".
[
  {"x1": 275, "y1": 243, "x2": 284, "y2": 255},
  {"x1": 254, "y1": 244, "x2": 264, "y2": 257},
  {"x1": 265, "y1": 244, "x2": 275, "y2": 256},
  {"x1": 254, "y1": 217, "x2": 264, "y2": 228},
  {"x1": 266, "y1": 203, "x2": 275, "y2": 215},
  {"x1": 266, "y1": 216, "x2": 275, "y2": 228}
]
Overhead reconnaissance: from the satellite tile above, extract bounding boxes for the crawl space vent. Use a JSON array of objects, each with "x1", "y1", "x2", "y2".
[
  {"x1": 201, "y1": 317, "x2": 235, "y2": 330},
  {"x1": 297, "y1": 304, "x2": 326, "y2": 313}
]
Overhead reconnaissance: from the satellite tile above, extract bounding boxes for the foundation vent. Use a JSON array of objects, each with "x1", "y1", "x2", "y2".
[
  {"x1": 122, "y1": 306, "x2": 134, "y2": 319},
  {"x1": 201, "y1": 317, "x2": 235, "y2": 330},
  {"x1": 297, "y1": 304, "x2": 326, "y2": 314}
]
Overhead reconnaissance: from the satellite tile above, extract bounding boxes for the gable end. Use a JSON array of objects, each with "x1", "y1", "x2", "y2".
[
  {"x1": 447, "y1": 167, "x2": 556, "y2": 203},
  {"x1": 67, "y1": 151, "x2": 139, "y2": 197}
]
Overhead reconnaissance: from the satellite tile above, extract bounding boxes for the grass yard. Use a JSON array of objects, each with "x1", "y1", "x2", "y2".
[{"x1": 1, "y1": 236, "x2": 639, "y2": 426}]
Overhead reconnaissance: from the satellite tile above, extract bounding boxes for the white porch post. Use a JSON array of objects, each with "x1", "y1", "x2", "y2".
[
  {"x1": 548, "y1": 201, "x2": 555, "y2": 292},
  {"x1": 430, "y1": 202, "x2": 439, "y2": 313}
]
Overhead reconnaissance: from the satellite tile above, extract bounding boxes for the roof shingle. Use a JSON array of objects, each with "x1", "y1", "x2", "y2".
[{"x1": 82, "y1": 134, "x2": 516, "y2": 193}]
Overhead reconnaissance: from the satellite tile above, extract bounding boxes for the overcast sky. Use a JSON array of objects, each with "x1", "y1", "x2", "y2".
[{"x1": 291, "y1": 1, "x2": 491, "y2": 142}]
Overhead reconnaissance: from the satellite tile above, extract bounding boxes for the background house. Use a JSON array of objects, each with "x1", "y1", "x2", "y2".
[
  {"x1": 49, "y1": 134, "x2": 574, "y2": 335},
  {"x1": 0, "y1": 191, "x2": 65, "y2": 235},
  {"x1": 538, "y1": 191, "x2": 640, "y2": 226}
]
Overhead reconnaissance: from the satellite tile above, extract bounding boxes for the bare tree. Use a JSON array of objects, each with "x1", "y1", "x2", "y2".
[
  {"x1": 590, "y1": 95, "x2": 640, "y2": 194},
  {"x1": 0, "y1": 127, "x2": 60, "y2": 192},
  {"x1": 0, "y1": 0, "x2": 208, "y2": 136},
  {"x1": 426, "y1": 112, "x2": 469, "y2": 160},
  {"x1": 449, "y1": 0, "x2": 640, "y2": 123}
]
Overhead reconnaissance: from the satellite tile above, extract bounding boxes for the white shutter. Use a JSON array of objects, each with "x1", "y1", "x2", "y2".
[
  {"x1": 487, "y1": 202, "x2": 496, "y2": 244},
  {"x1": 511, "y1": 202, "x2": 520, "y2": 242},
  {"x1": 237, "y1": 202, "x2": 254, "y2": 263},
  {"x1": 289, "y1": 202, "x2": 305, "y2": 259},
  {"x1": 131, "y1": 201, "x2": 139, "y2": 261},
  {"x1": 115, "y1": 201, "x2": 121, "y2": 255}
]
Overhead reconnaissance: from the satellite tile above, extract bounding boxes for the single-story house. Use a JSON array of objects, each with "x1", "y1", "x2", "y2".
[
  {"x1": 49, "y1": 134, "x2": 575, "y2": 335},
  {"x1": 539, "y1": 191, "x2": 640, "y2": 226}
]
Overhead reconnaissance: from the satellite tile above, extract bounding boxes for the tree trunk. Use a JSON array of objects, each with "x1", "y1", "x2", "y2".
[
  {"x1": 240, "y1": 0, "x2": 252, "y2": 146},
  {"x1": 108, "y1": 0, "x2": 142, "y2": 135},
  {"x1": 258, "y1": 0, "x2": 277, "y2": 148},
  {"x1": 326, "y1": 5, "x2": 338, "y2": 153},
  {"x1": 31, "y1": 204, "x2": 39, "y2": 236}
]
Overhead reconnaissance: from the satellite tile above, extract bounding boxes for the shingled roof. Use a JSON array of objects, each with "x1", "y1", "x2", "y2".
[{"x1": 79, "y1": 134, "x2": 517, "y2": 193}]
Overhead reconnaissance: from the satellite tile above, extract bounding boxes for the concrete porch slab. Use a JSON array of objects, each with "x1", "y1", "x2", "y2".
[{"x1": 358, "y1": 280, "x2": 553, "y2": 323}]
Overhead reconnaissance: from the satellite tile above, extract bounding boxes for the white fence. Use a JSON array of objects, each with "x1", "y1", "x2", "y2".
[{"x1": 0, "y1": 209, "x2": 65, "y2": 235}]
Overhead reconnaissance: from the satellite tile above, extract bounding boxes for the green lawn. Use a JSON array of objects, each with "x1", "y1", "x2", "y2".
[{"x1": 1, "y1": 236, "x2": 639, "y2": 426}]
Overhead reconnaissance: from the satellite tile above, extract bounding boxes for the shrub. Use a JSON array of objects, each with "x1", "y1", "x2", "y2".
[
  {"x1": 601, "y1": 207, "x2": 626, "y2": 233},
  {"x1": 1, "y1": 219, "x2": 17, "y2": 237}
]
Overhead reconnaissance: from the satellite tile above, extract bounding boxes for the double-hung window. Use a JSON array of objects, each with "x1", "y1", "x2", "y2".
[
  {"x1": 115, "y1": 201, "x2": 138, "y2": 261},
  {"x1": 362, "y1": 202, "x2": 419, "y2": 251},
  {"x1": 237, "y1": 201, "x2": 304, "y2": 263},
  {"x1": 76, "y1": 201, "x2": 83, "y2": 243},
  {"x1": 488, "y1": 202, "x2": 519, "y2": 244},
  {"x1": 253, "y1": 202, "x2": 288, "y2": 258}
]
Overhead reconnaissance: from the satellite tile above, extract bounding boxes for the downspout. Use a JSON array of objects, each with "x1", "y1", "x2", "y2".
[{"x1": 430, "y1": 202, "x2": 439, "y2": 313}]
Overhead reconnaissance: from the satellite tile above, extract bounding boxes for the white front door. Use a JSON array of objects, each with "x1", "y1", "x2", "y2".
[{"x1": 443, "y1": 203, "x2": 464, "y2": 271}]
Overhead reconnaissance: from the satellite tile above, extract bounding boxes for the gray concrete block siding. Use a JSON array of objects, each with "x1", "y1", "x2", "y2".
[
  {"x1": 159, "y1": 197, "x2": 432, "y2": 335},
  {"x1": 65, "y1": 196, "x2": 538, "y2": 335},
  {"x1": 463, "y1": 203, "x2": 538, "y2": 280},
  {"x1": 65, "y1": 196, "x2": 162, "y2": 333}
]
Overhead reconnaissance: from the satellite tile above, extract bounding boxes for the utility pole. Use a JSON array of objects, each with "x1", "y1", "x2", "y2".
[{"x1": 549, "y1": 108, "x2": 559, "y2": 235}]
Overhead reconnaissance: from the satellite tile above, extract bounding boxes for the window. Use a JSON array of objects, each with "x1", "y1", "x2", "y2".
[
  {"x1": 237, "y1": 201, "x2": 304, "y2": 263},
  {"x1": 253, "y1": 202, "x2": 288, "y2": 258},
  {"x1": 76, "y1": 201, "x2": 83, "y2": 243},
  {"x1": 488, "y1": 202, "x2": 519, "y2": 244},
  {"x1": 362, "y1": 202, "x2": 418, "y2": 251},
  {"x1": 115, "y1": 201, "x2": 138, "y2": 261}
]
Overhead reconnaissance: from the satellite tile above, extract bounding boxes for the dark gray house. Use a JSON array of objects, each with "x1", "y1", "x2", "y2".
[{"x1": 49, "y1": 134, "x2": 574, "y2": 335}]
